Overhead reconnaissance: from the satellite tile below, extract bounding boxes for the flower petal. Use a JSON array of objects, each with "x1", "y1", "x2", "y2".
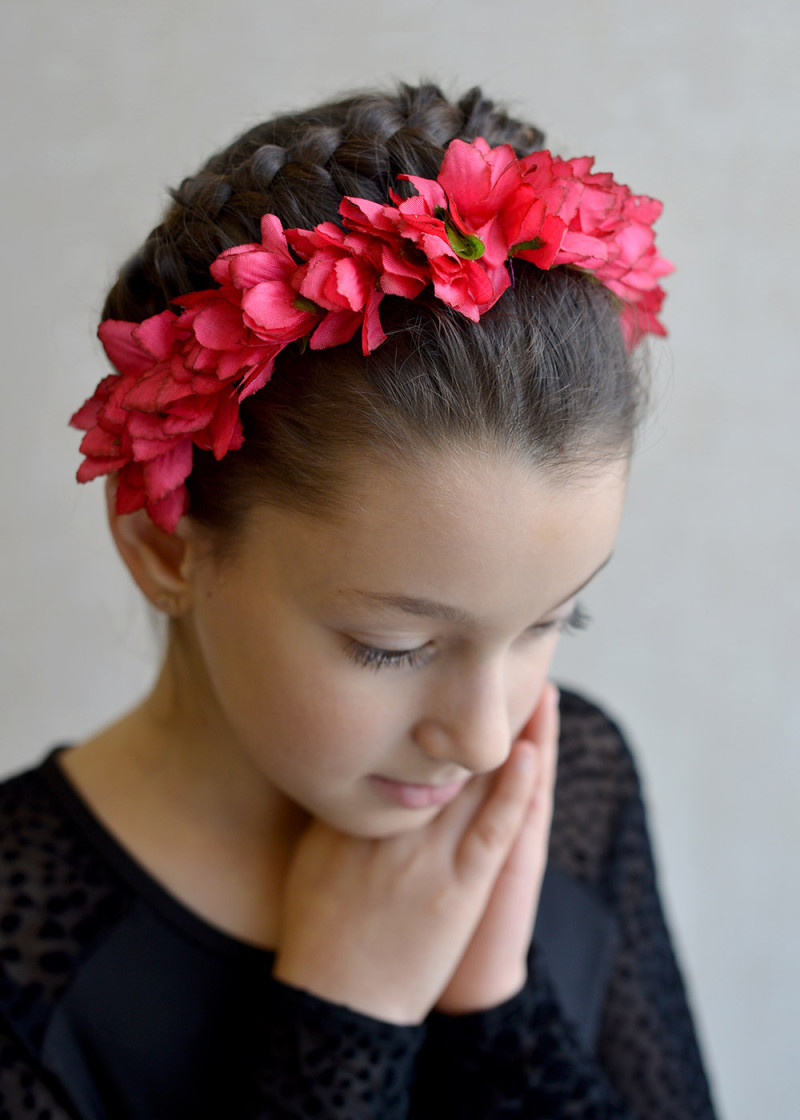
[
  {"x1": 309, "y1": 309, "x2": 362, "y2": 349},
  {"x1": 142, "y1": 439, "x2": 194, "y2": 503},
  {"x1": 148, "y1": 486, "x2": 190, "y2": 533}
]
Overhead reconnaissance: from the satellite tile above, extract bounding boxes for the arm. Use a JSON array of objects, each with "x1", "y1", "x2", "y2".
[
  {"x1": 241, "y1": 981, "x2": 425, "y2": 1120},
  {"x1": 0, "y1": 997, "x2": 422, "y2": 1120},
  {"x1": 593, "y1": 757, "x2": 717, "y2": 1118},
  {"x1": 0, "y1": 1019, "x2": 86, "y2": 1120},
  {"x1": 233, "y1": 731, "x2": 536, "y2": 1118},
  {"x1": 410, "y1": 696, "x2": 717, "y2": 1119},
  {"x1": 412, "y1": 950, "x2": 635, "y2": 1119}
]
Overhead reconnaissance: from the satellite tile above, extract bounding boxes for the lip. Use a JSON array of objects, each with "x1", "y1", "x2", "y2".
[{"x1": 368, "y1": 775, "x2": 467, "y2": 809}]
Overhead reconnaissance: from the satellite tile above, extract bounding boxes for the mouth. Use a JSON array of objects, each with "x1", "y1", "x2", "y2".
[{"x1": 367, "y1": 775, "x2": 467, "y2": 809}]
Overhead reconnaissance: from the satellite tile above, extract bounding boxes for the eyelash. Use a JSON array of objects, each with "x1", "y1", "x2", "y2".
[
  {"x1": 344, "y1": 602, "x2": 592, "y2": 672},
  {"x1": 344, "y1": 641, "x2": 431, "y2": 672},
  {"x1": 559, "y1": 602, "x2": 592, "y2": 635}
]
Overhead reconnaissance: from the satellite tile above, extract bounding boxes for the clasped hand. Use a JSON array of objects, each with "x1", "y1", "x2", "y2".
[{"x1": 273, "y1": 684, "x2": 559, "y2": 1024}]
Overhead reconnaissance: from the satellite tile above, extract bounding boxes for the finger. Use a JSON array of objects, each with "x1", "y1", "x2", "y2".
[
  {"x1": 427, "y1": 770, "x2": 491, "y2": 837},
  {"x1": 499, "y1": 749, "x2": 554, "y2": 884},
  {"x1": 429, "y1": 731, "x2": 543, "y2": 845},
  {"x1": 517, "y1": 681, "x2": 559, "y2": 749},
  {"x1": 429, "y1": 685, "x2": 558, "y2": 850},
  {"x1": 538, "y1": 685, "x2": 559, "y2": 792},
  {"x1": 517, "y1": 686, "x2": 559, "y2": 862},
  {"x1": 483, "y1": 701, "x2": 559, "y2": 927},
  {"x1": 453, "y1": 739, "x2": 538, "y2": 884},
  {"x1": 434, "y1": 685, "x2": 559, "y2": 852}
]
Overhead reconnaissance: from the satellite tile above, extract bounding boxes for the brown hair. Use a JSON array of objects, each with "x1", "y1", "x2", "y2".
[{"x1": 102, "y1": 83, "x2": 645, "y2": 542}]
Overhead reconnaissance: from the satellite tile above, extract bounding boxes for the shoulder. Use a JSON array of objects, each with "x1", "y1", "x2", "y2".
[
  {"x1": 557, "y1": 688, "x2": 640, "y2": 792},
  {"x1": 550, "y1": 688, "x2": 644, "y2": 889},
  {"x1": 0, "y1": 753, "x2": 110, "y2": 905},
  {"x1": 0, "y1": 754, "x2": 127, "y2": 1053},
  {"x1": 0, "y1": 756, "x2": 79, "y2": 918}
]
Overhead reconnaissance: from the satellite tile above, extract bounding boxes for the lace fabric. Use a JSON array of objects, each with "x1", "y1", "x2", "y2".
[{"x1": 0, "y1": 691, "x2": 717, "y2": 1119}]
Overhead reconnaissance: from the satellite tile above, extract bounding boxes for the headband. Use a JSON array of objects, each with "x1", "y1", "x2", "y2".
[{"x1": 71, "y1": 137, "x2": 672, "y2": 532}]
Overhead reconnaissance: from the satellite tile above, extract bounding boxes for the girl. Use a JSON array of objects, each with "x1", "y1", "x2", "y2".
[{"x1": 0, "y1": 83, "x2": 716, "y2": 1118}]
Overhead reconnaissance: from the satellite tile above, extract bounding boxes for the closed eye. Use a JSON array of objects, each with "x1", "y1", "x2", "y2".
[
  {"x1": 529, "y1": 601, "x2": 592, "y2": 637},
  {"x1": 343, "y1": 638, "x2": 432, "y2": 672},
  {"x1": 343, "y1": 604, "x2": 591, "y2": 672}
]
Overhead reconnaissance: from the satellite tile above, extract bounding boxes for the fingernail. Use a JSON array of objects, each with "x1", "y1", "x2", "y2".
[{"x1": 515, "y1": 741, "x2": 535, "y2": 772}]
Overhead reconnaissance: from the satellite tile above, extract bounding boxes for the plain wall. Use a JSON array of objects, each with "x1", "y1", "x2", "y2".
[{"x1": 2, "y1": 2, "x2": 798, "y2": 1116}]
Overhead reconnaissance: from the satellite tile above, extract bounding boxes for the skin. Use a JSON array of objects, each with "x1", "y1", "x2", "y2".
[{"x1": 64, "y1": 448, "x2": 628, "y2": 1025}]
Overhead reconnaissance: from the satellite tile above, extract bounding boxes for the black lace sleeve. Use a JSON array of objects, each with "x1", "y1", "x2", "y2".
[
  {"x1": 0, "y1": 698, "x2": 716, "y2": 1120},
  {"x1": 0, "y1": 1018, "x2": 84, "y2": 1120},
  {"x1": 412, "y1": 951, "x2": 635, "y2": 1118},
  {"x1": 592, "y1": 765, "x2": 716, "y2": 1117},
  {"x1": 0, "y1": 989, "x2": 425, "y2": 1120},
  {"x1": 240, "y1": 981, "x2": 426, "y2": 1119},
  {"x1": 409, "y1": 691, "x2": 717, "y2": 1119}
]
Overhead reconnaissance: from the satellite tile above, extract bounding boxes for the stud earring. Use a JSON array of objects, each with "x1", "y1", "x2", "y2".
[{"x1": 154, "y1": 592, "x2": 181, "y2": 616}]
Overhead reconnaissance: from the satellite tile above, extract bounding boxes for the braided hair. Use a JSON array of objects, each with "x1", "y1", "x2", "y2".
[{"x1": 102, "y1": 83, "x2": 642, "y2": 546}]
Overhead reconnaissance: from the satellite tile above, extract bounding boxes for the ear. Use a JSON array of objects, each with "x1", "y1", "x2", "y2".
[{"x1": 105, "y1": 477, "x2": 197, "y2": 616}]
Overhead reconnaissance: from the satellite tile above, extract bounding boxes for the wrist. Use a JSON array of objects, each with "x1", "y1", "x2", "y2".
[
  {"x1": 435, "y1": 963, "x2": 528, "y2": 1017},
  {"x1": 273, "y1": 954, "x2": 427, "y2": 1026}
]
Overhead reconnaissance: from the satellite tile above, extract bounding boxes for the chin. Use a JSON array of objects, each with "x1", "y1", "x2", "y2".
[{"x1": 330, "y1": 803, "x2": 442, "y2": 840}]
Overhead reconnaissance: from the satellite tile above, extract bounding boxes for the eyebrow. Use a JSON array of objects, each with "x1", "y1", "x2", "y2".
[{"x1": 343, "y1": 553, "x2": 614, "y2": 627}]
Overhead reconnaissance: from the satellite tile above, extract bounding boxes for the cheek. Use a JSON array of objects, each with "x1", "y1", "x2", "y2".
[
  {"x1": 269, "y1": 685, "x2": 390, "y2": 776},
  {"x1": 191, "y1": 591, "x2": 400, "y2": 775}
]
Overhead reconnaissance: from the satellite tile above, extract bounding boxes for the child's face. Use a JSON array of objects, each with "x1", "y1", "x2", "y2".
[{"x1": 176, "y1": 450, "x2": 628, "y2": 837}]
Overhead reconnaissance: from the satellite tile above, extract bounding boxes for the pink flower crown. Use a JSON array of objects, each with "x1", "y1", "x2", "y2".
[{"x1": 71, "y1": 137, "x2": 673, "y2": 532}]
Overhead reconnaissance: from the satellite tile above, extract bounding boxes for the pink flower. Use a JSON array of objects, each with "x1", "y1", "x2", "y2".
[
  {"x1": 288, "y1": 223, "x2": 378, "y2": 351},
  {"x1": 112, "y1": 457, "x2": 191, "y2": 531},
  {"x1": 73, "y1": 137, "x2": 672, "y2": 530},
  {"x1": 71, "y1": 365, "x2": 196, "y2": 533},
  {"x1": 516, "y1": 152, "x2": 673, "y2": 342},
  {"x1": 436, "y1": 139, "x2": 567, "y2": 270},
  {"x1": 288, "y1": 213, "x2": 429, "y2": 354},
  {"x1": 214, "y1": 215, "x2": 322, "y2": 349},
  {"x1": 337, "y1": 196, "x2": 430, "y2": 300},
  {"x1": 175, "y1": 290, "x2": 284, "y2": 401},
  {"x1": 71, "y1": 310, "x2": 248, "y2": 531},
  {"x1": 383, "y1": 186, "x2": 506, "y2": 321}
]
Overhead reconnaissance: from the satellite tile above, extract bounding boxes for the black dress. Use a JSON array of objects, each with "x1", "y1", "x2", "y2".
[{"x1": 0, "y1": 691, "x2": 717, "y2": 1119}]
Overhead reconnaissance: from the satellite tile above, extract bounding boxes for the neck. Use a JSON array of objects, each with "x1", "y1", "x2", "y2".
[{"x1": 63, "y1": 632, "x2": 308, "y2": 948}]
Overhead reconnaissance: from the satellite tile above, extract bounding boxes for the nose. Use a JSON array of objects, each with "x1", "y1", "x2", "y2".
[{"x1": 412, "y1": 658, "x2": 513, "y2": 775}]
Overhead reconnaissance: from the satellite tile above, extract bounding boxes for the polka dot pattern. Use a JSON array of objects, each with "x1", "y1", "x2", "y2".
[{"x1": 0, "y1": 693, "x2": 718, "y2": 1118}]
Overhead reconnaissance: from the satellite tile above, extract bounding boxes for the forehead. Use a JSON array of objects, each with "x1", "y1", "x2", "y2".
[{"x1": 228, "y1": 449, "x2": 629, "y2": 627}]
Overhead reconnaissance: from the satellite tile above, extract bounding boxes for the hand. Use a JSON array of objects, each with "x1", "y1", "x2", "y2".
[
  {"x1": 272, "y1": 736, "x2": 540, "y2": 1025},
  {"x1": 435, "y1": 682, "x2": 559, "y2": 1015}
]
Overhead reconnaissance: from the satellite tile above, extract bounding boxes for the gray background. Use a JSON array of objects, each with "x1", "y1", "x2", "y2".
[{"x1": 2, "y1": 2, "x2": 798, "y2": 1116}]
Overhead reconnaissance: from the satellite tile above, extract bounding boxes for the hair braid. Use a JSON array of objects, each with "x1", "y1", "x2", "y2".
[
  {"x1": 96, "y1": 82, "x2": 642, "y2": 545},
  {"x1": 102, "y1": 83, "x2": 543, "y2": 322}
]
